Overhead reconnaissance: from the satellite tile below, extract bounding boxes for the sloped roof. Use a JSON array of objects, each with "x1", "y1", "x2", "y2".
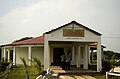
[
  {"x1": 12, "y1": 36, "x2": 44, "y2": 45},
  {"x1": 44, "y1": 21, "x2": 102, "y2": 36},
  {"x1": 1, "y1": 21, "x2": 102, "y2": 47},
  {"x1": 1, "y1": 36, "x2": 106, "y2": 48},
  {"x1": 89, "y1": 43, "x2": 106, "y2": 48},
  {"x1": 1, "y1": 36, "x2": 44, "y2": 46}
]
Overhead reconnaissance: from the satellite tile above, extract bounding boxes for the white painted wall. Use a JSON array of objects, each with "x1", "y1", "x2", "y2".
[
  {"x1": 47, "y1": 23, "x2": 101, "y2": 42},
  {"x1": 32, "y1": 46, "x2": 44, "y2": 65},
  {"x1": 16, "y1": 47, "x2": 28, "y2": 65},
  {"x1": 15, "y1": 46, "x2": 44, "y2": 65}
]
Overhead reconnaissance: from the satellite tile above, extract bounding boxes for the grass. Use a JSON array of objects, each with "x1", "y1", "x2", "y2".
[
  {"x1": 7, "y1": 65, "x2": 42, "y2": 79},
  {"x1": 94, "y1": 75, "x2": 106, "y2": 79},
  {"x1": 0, "y1": 66, "x2": 107, "y2": 79}
]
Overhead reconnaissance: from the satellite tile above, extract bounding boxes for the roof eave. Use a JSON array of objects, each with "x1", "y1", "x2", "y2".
[{"x1": 44, "y1": 21, "x2": 102, "y2": 36}]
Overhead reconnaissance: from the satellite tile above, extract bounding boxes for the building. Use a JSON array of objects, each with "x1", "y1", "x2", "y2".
[{"x1": 0, "y1": 21, "x2": 105, "y2": 72}]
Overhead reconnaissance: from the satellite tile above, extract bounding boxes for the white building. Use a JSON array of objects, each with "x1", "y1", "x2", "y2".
[{"x1": 0, "y1": 21, "x2": 105, "y2": 72}]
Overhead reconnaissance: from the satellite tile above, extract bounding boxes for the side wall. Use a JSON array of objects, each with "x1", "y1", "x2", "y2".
[
  {"x1": 16, "y1": 47, "x2": 28, "y2": 65},
  {"x1": 16, "y1": 46, "x2": 44, "y2": 65},
  {"x1": 32, "y1": 46, "x2": 44, "y2": 65}
]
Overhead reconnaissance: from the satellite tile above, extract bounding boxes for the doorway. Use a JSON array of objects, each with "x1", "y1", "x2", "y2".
[{"x1": 53, "y1": 48, "x2": 64, "y2": 66}]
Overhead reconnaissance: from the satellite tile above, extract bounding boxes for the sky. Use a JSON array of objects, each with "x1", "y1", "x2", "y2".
[{"x1": 0, "y1": 0, "x2": 120, "y2": 53}]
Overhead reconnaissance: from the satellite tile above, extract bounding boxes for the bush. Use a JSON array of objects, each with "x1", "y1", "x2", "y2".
[
  {"x1": 20, "y1": 57, "x2": 29, "y2": 79},
  {"x1": 32, "y1": 58, "x2": 42, "y2": 75},
  {"x1": 0, "y1": 58, "x2": 10, "y2": 71},
  {"x1": 102, "y1": 60, "x2": 111, "y2": 72}
]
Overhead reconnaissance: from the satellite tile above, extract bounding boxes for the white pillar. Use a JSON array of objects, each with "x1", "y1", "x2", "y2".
[
  {"x1": 91, "y1": 49, "x2": 94, "y2": 64},
  {"x1": 28, "y1": 46, "x2": 32, "y2": 66},
  {"x1": 71, "y1": 45, "x2": 75, "y2": 65},
  {"x1": 77, "y1": 46, "x2": 80, "y2": 67},
  {"x1": 13, "y1": 47, "x2": 16, "y2": 65},
  {"x1": 7, "y1": 49, "x2": 10, "y2": 62},
  {"x1": 44, "y1": 34, "x2": 50, "y2": 70},
  {"x1": 84, "y1": 45, "x2": 88, "y2": 69},
  {"x1": 97, "y1": 42, "x2": 102, "y2": 72},
  {"x1": 88, "y1": 47, "x2": 91, "y2": 65},
  {"x1": 3, "y1": 47, "x2": 6, "y2": 60},
  {"x1": 1, "y1": 48, "x2": 4, "y2": 59}
]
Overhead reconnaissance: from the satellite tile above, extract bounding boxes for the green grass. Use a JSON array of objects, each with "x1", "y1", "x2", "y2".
[
  {"x1": 7, "y1": 65, "x2": 42, "y2": 79},
  {"x1": 0, "y1": 71, "x2": 4, "y2": 78},
  {"x1": 94, "y1": 75, "x2": 106, "y2": 79},
  {"x1": 1, "y1": 66, "x2": 106, "y2": 79}
]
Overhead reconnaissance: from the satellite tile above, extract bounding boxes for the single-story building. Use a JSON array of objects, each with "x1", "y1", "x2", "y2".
[{"x1": 0, "y1": 21, "x2": 105, "y2": 72}]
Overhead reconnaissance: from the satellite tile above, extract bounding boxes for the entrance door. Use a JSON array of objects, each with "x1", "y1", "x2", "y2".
[{"x1": 53, "y1": 48, "x2": 64, "y2": 66}]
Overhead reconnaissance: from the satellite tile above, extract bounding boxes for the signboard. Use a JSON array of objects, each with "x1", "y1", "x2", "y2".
[{"x1": 63, "y1": 29, "x2": 84, "y2": 37}]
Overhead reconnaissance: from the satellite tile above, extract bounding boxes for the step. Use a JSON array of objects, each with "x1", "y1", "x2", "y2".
[{"x1": 59, "y1": 75, "x2": 97, "y2": 79}]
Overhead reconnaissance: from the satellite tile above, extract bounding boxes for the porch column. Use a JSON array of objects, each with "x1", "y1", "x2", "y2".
[
  {"x1": 91, "y1": 49, "x2": 94, "y2": 64},
  {"x1": 97, "y1": 42, "x2": 102, "y2": 72},
  {"x1": 44, "y1": 34, "x2": 50, "y2": 70},
  {"x1": 28, "y1": 46, "x2": 32, "y2": 66},
  {"x1": 77, "y1": 46, "x2": 80, "y2": 67},
  {"x1": 88, "y1": 47, "x2": 91, "y2": 65},
  {"x1": 7, "y1": 49, "x2": 10, "y2": 62},
  {"x1": 3, "y1": 47, "x2": 6, "y2": 60},
  {"x1": 84, "y1": 45, "x2": 88, "y2": 69},
  {"x1": 71, "y1": 45, "x2": 75, "y2": 65},
  {"x1": 13, "y1": 47, "x2": 16, "y2": 65},
  {"x1": 1, "y1": 48, "x2": 4, "y2": 59}
]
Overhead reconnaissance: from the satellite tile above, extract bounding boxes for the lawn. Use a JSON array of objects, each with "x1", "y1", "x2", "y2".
[
  {"x1": 94, "y1": 75, "x2": 106, "y2": 79},
  {"x1": 0, "y1": 66, "x2": 107, "y2": 79},
  {"x1": 0, "y1": 65, "x2": 41, "y2": 79}
]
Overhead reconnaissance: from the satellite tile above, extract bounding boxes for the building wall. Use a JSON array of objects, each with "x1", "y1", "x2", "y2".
[
  {"x1": 16, "y1": 46, "x2": 44, "y2": 65},
  {"x1": 48, "y1": 24, "x2": 101, "y2": 42},
  {"x1": 32, "y1": 46, "x2": 44, "y2": 65},
  {"x1": 16, "y1": 47, "x2": 28, "y2": 65}
]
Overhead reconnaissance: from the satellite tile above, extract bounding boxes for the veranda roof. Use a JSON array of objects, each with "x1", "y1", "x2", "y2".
[{"x1": 1, "y1": 36, "x2": 44, "y2": 46}]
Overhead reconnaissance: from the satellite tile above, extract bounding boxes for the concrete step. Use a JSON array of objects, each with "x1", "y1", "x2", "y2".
[
  {"x1": 49, "y1": 66, "x2": 101, "y2": 76},
  {"x1": 59, "y1": 75, "x2": 97, "y2": 79}
]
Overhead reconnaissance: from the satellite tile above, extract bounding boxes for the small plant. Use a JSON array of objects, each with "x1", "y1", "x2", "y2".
[
  {"x1": 109, "y1": 54, "x2": 118, "y2": 71},
  {"x1": 20, "y1": 57, "x2": 29, "y2": 79},
  {"x1": 0, "y1": 57, "x2": 10, "y2": 71},
  {"x1": 32, "y1": 58, "x2": 42, "y2": 75}
]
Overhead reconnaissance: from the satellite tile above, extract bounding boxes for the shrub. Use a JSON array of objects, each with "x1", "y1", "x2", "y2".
[
  {"x1": 20, "y1": 57, "x2": 29, "y2": 79},
  {"x1": 32, "y1": 58, "x2": 42, "y2": 75},
  {"x1": 102, "y1": 60, "x2": 111, "y2": 72},
  {"x1": 0, "y1": 58, "x2": 10, "y2": 71}
]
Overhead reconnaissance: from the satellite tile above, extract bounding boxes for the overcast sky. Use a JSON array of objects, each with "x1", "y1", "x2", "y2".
[{"x1": 0, "y1": 0, "x2": 120, "y2": 53}]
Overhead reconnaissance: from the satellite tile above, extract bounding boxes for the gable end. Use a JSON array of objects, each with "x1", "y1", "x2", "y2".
[{"x1": 44, "y1": 21, "x2": 102, "y2": 36}]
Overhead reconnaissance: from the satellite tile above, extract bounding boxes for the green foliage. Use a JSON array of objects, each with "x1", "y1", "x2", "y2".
[
  {"x1": 110, "y1": 54, "x2": 118, "y2": 68},
  {"x1": 103, "y1": 50, "x2": 120, "y2": 61},
  {"x1": 13, "y1": 37, "x2": 32, "y2": 43},
  {"x1": 0, "y1": 58, "x2": 10, "y2": 71},
  {"x1": 20, "y1": 57, "x2": 29, "y2": 79},
  {"x1": 32, "y1": 58, "x2": 42, "y2": 75},
  {"x1": 102, "y1": 60, "x2": 111, "y2": 72},
  {"x1": 7, "y1": 66, "x2": 38, "y2": 79}
]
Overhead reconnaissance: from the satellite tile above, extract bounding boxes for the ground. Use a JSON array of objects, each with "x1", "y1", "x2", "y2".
[{"x1": 0, "y1": 66, "x2": 106, "y2": 79}]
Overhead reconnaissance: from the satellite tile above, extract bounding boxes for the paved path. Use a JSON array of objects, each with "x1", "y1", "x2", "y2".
[
  {"x1": 49, "y1": 66, "x2": 97, "y2": 79},
  {"x1": 59, "y1": 75, "x2": 97, "y2": 79}
]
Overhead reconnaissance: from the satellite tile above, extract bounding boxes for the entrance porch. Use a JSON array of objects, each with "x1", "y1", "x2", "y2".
[
  {"x1": 49, "y1": 66, "x2": 100, "y2": 75},
  {"x1": 44, "y1": 41, "x2": 102, "y2": 72}
]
